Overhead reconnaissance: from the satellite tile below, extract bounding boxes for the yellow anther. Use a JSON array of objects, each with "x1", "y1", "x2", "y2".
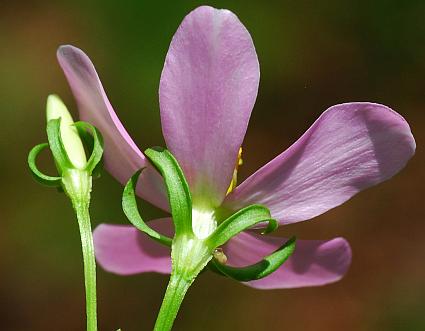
[
  {"x1": 226, "y1": 147, "x2": 243, "y2": 195},
  {"x1": 237, "y1": 147, "x2": 243, "y2": 166},
  {"x1": 213, "y1": 248, "x2": 228, "y2": 265}
]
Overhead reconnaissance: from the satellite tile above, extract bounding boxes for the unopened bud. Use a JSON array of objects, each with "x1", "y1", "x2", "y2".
[{"x1": 46, "y1": 95, "x2": 87, "y2": 169}]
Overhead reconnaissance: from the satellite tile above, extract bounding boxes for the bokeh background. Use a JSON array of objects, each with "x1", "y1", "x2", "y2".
[{"x1": 1, "y1": 1, "x2": 424, "y2": 330}]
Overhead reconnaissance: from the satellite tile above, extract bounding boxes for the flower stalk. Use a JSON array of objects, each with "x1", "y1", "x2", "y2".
[
  {"x1": 153, "y1": 273, "x2": 191, "y2": 331},
  {"x1": 75, "y1": 201, "x2": 98, "y2": 331},
  {"x1": 154, "y1": 235, "x2": 212, "y2": 330},
  {"x1": 64, "y1": 169, "x2": 97, "y2": 331},
  {"x1": 154, "y1": 236, "x2": 212, "y2": 331}
]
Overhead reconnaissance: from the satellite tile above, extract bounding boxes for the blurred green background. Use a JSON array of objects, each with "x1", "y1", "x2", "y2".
[{"x1": 1, "y1": 0, "x2": 424, "y2": 330}]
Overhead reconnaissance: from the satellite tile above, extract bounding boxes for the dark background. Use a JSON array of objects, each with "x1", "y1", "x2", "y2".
[{"x1": 1, "y1": 1, "x2": 424, "y2": 330}]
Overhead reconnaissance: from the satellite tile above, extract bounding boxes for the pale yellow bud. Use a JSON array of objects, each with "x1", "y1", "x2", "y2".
[{"x1": 46, "y1": 94, "x2": 87, "y2": 169}]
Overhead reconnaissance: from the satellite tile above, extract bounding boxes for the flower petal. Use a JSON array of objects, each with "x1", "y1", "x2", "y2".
[
  {"x1": 57, "y1": 45, "x2": 168, "y2": 210},
  {"x1": 93, "y1": 218, "x2": 173, "y2": 275},
  {"x1": 224, "y1": 232, "x2": 352, "y2": 289},
  {"x1": 224, "y1": 103, "x2": 416, "y2": 224},
  {"x1": 159, "y1": 6, "x2": 260, "y2": 207}
]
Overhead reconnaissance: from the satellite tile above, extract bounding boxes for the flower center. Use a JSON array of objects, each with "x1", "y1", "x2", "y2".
[
  {"x1": 191, "y1": 208, "x2": 217, "y2": 239},
  {"x1": 191, "y1": 148, "x2": 243, "y2": 239}
]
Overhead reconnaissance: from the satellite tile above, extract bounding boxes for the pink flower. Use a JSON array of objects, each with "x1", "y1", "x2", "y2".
[{"x1": 57, "y1": 6, "x2": 415, "y2": 289}]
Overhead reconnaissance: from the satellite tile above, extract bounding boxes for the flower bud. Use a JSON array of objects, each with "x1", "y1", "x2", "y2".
[{"x1": 46, "y1": 94, "x2": 87, "y2": 169}]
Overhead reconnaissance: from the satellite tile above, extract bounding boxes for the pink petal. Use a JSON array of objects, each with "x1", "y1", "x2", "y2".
[
  {"x1": 57, "y1": 45, "x2": 168, "y2": 210},
  {"x1": 224, "y1": 232, "x2": 352, "y2": 289},
  {"x1": 159, "y1": 6, "x2": 260, "y2": 207},
  {"x1": 224, "y1": 103, "x2": 416, "y2": 225},
  {"x1": 93, "y1": 218, "x2": 173, "y2": 275}
]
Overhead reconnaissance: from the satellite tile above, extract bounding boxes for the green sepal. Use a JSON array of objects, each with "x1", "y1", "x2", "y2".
[
  {"x1": 207, "y1": 204, "x2": 278, "y2": 249},
  {"x1": 46, "y1": 118, "x2": 74, "y2": 174},
  {"x1": 27, "y1": 143, "x2": 62, "y2": 187},
  {"x1": 145, "y1": 147, "x2": 192, "y2": 236},
  {"x1": 74, "y1": 121, "x2": 104, "y2": 174},
  {"x1": 75, "y1": 125, "x2": 102, "y2": 179},
  {"x1": 206, "y1": 260, "x2": 226, "y2": 276},
  {"x1": 123, "y1": 170, "x2": 172, "y2": 247},
  {"x1": 212, "y1": 236, "x2": 296, "y2": 282}
]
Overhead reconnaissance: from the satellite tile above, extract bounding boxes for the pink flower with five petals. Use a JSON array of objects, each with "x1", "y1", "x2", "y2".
[{"x1": 57, "y1": 6, "x2": 415, "y2": 289}]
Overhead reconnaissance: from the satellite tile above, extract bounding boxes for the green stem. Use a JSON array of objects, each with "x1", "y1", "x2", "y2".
[
  {"x1": 154, "y1": 236, "x2": 212, "y2": 331},
  {"x1": 63, "y1": 169, "x2": 97, "y2": 331},
  {"x1": 153, "y1": 273, "x2": 191, "y2": 331},
  {"x1": 75, "y1": 200, "x2": 98, "y2": 331}
]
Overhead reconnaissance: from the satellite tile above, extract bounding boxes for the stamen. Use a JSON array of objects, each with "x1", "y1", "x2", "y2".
[
  {"x1": 213, "y1": 248, "x2": 228, "y2": 265},
  {"x1": 226, "y1": 147, "x2": 243, "y2": 195}
]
